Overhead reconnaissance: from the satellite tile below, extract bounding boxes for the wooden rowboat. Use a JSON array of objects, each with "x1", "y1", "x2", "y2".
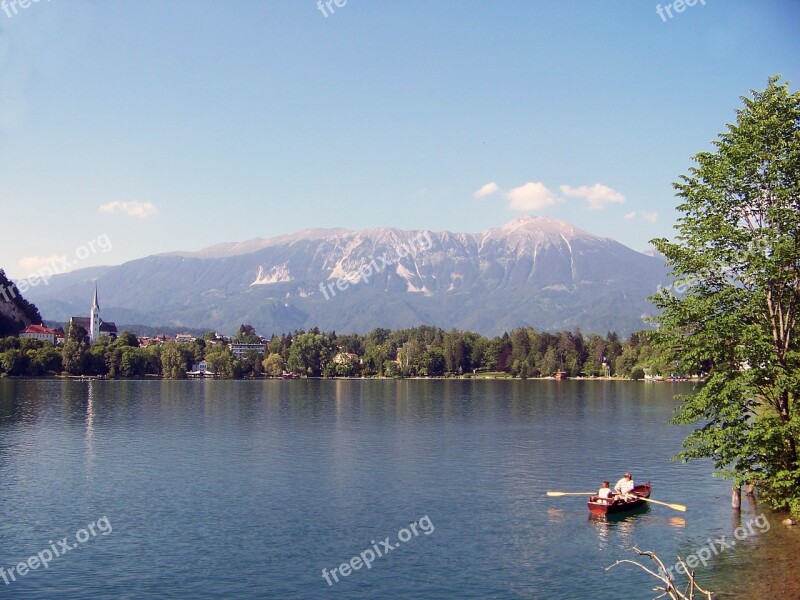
[{"x1": 587, "y1": 483, "x2": 652, "y2": 515}]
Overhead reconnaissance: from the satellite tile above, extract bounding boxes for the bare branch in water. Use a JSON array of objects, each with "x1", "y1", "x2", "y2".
[{"x1": 606, "y1": 546, "x2": 714, "y2": 600}]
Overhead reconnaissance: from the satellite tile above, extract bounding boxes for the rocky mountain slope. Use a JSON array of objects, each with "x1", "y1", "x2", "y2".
[{"x1": 22, "y1": 217, "x2": 668, "y2": 336}]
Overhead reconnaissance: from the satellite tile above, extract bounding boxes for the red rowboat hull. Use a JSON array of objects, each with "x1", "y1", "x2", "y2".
[{"x1": 587, "y1": 483, "x2": 652, "y2": 515}]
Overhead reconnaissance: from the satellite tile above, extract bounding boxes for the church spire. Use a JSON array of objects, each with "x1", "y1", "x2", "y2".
[{"x1": 90, "y1": 283, "x2": 101, "y2": 344}]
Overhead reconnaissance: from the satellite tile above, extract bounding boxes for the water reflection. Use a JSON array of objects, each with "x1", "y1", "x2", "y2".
[
  {"x1": 85, "y1": 379, "x2": 95, "y2": 472},
  {"x1": 587, "y1": 507, "x2": 651, "y2": 550},
  {"x1": 669, "y1": 516, "x2": 687, "y2": 528},
  {"x1": 546, "y1": 508, "x2": 565, "y2": 524}
]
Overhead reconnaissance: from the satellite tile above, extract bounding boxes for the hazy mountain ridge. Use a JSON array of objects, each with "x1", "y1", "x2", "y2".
[{"x1": 22, "y1": 217, "x2": 668, "y2": 336}]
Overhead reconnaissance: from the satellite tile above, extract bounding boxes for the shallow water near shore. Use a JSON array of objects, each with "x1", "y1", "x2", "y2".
[{"x1": 0, "y1": 378, "x2": 796, "y2": 598}]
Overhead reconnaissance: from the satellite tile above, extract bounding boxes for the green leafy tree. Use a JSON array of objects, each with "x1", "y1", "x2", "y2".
[
  {"x1": 120, "y1": 347, "x2": 148, "y2": 377},
  {"x1": 509, "y1": 327, "x2": 531, "y2": 369},
  {"x1": 62, "y1": 323, "x2": 88, "y2": 375},
  {"x1": 651, "y1": 76, "x2": 800, "y2": 514},
  {"x1": 205, "y1": 346, "x2": 234, "y2": 378},
  {"x1": 18, "y1": 337, "x2": 42, "y2": 352},
  {"x1": 335, "y1": 333, "x2": 364, "y2": 356},
  {"x1": 85, "y1": 344, "x2": 109, "y2": 376},
  {"x1": 142, "y1": 345, "x2": 163, "y2": 375},
  {"x1": 116, "y1": 332, "x2": 139, "y2": 347},
  {"x1": 234, "y1": 324, "x2": 261, "y2": 344},
  {"x1": 422, "y1": 347, "x2": 446, "y2": 376},
  {"x1": 262, "y1": 353, "x2": 284, "y2": 377},
  {"x1": 31, "y1": 345, "x2": 63, "y2": 374},
  {"x1": 362, "y1": 344, "x2": 387, "y2": 376},
  {"x1": 614, "y1": 347, "x2": 638, "y2": 378},
  {"x1": 538, "y1": 347, "x2": 558, "y2": 377},
  {"x1": 238, "y1": 350, "x2": 263, "y2": 377},
  {"x1": 443, "y1": 329, "x2": 468, "y2": 374},
  {"x1": 161, "y1": 342, "x2": 188, "y2": 379},
  {"x1": 0, "y1": 349, "x2": 27, "y2": 375},
  {"x1": 287, "y1": 333, "x2": 333, "y2": 377},
  {"x1": 583, "y1": 356, "x2": 603, "y2": 377},
  {"x1": 480, "y1": 338, "x2": 503, "y2": 371},
  {"x1": 0, "y1": 336, "x2": 20, "y2": 352},
  {"x1": 102, "y1": 342, "x2": 122, "y2": 378}
]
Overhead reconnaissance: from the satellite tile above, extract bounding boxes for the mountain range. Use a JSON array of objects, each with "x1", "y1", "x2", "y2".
[{"x1": 21, "y1": 216, "x2": 669, "y2": 336}]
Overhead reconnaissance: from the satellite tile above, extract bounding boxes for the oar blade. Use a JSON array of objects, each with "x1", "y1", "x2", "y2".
[{"x1": 639, "y1": 496, "x2": 687, "y2": 512}]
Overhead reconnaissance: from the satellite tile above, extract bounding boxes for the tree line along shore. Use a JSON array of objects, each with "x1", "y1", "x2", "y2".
[{"x1": 0, "y1": 323, "x2": 678, "y2": 380}]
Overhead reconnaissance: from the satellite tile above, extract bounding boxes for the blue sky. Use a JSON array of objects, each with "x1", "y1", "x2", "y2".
[{"x1": 1, "y1": 0, "x2": 798, "y2": 278}]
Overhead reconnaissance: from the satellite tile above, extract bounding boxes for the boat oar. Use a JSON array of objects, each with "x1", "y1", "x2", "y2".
[
  {"x1": 547, "y1": 491, "x2": 687, "y2": 512},
  {"x1": 637, "y1": 497, "x2": 687, "y2": 512}
]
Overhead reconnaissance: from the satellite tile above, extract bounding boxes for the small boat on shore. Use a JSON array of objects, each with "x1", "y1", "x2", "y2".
[{"x1": 587, "y1": 483, "x2": 652, "y2": 515}]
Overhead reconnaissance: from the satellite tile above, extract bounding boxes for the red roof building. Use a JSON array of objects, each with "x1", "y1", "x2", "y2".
[{"x1": 19, "y1": 324, "x2": 59, "y2": 344}]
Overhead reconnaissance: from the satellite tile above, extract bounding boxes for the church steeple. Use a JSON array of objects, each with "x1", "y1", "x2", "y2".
[{"x1": 90, "y1": 284, "x2": 101, "y2": 344}]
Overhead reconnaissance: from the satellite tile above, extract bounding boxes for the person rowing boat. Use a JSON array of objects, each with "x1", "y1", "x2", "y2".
[{"x1": 613, "y1": 472, "x2": 635, "y2": 500}]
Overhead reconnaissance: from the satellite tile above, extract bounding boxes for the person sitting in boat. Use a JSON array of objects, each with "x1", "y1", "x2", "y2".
[
  {"x1": 597, "y1": 481, "x2": 613, "y2": 504},
  {"x1": 614, "y1": 472, "x2": 635, "y2": 498}
]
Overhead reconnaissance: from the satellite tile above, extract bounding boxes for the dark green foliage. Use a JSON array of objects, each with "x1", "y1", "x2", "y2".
[
  {"x1": 234, "y1": 324, "x2": 261, "y2": 344},
  {"x1": 651, "y1": 76, "x2": 800, "y2": 514},
  {"x1": 62, "y1": 323, "x2": 88, "y2": 375},
  {"x1": 0, "y1": 325, "x2": 668, "y2": 386}
]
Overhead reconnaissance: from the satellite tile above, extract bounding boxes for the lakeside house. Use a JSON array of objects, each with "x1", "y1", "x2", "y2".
[
  {"x1": 19, "y1": 324, "x2": 62, "y2": 345},
  {"x1": 333, "y1": 351, "x2": 361, "y2": 365},
  {"x1": 188, "y1": 360, "x2": 214, "y2": 378}
]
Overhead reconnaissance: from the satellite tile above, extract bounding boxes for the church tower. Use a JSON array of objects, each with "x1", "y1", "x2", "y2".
[{"x1": 90, "y1": 285, "x2": 101, "y2": 344}]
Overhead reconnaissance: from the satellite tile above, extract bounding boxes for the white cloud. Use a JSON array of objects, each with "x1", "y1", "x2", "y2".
[
  {"x1": 505, "y1": 182, "x2": 558, "y2": 212},
  {"x1": 18, "y1": 255, "x2": 65, "y2": 273},
  {"x1": 99, "y1": 200, "x2": 158, "y2": 219},
  {"x1": 474, "y1": 182, "x2": 500, "y2": 198},
  {"x1": 622, "y1": 210, "x2": 658, "y2": 223},
  {"x1": 559, "y1": 183, "x2": 625, "y2": 210}
]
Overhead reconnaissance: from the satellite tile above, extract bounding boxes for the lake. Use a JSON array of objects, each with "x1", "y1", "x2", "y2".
[{"x1": 0, "y1": 379, "x2": 790, "y2": 598}]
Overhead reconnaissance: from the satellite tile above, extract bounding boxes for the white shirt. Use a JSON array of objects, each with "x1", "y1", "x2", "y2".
[
  {"x1": 614, "y1": 477, "x2": 634, "y2": 494},
  {"x1": 598, "y1": 486, "x2": 612, "y2": 499}
]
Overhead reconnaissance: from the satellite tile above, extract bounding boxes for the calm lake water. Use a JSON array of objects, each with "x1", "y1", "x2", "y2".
[{"x1": 0, "y1": 379, "x2": 788, "y2": 599}]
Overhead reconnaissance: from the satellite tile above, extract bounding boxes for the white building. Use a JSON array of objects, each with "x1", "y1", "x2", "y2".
[{"x1": 19, "y1": 324, "x2": 59, "y2": 344}]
